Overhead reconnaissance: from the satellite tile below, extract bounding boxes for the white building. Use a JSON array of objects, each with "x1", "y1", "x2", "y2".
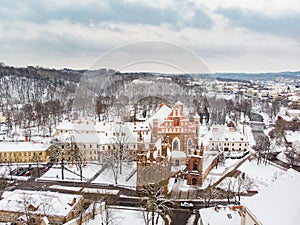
[
  {"x1": 242, "y1": 170, "x2": 300, "y2": 225},
  {"x1": 208, "y1": 125, "x2": 249, "y2": 153},
  {"x1": 53, "y1": 118, "x2": 151, "y2": 162},
  {"x1": 199, "y1": 205, "x2": 242, "y2": 225}
]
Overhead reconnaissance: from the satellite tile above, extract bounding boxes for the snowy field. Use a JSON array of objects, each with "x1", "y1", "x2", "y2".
[
  {"x1": 238, "y1": 159, "x2": 286, "y2": 191},
  {"x1": 92, "y1": 161, "x2": 137, "y2": 188},
  {"x1": 37, "y1": 161, "x2": 137, "y2": 188},
  {"x1": 38, "y1": 163, "x2": 102, "y2": 182},
  {"x1": 217, "y1": 159, "x2": 286, "y2": 192}
]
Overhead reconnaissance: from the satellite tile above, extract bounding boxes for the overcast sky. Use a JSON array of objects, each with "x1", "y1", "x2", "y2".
[{"x1": 0, "y1": 0, "x2": 299, "y2": 73}]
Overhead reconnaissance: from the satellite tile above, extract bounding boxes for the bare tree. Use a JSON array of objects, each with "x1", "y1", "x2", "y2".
[
  {"x1": 32, "y1": 152, "x2": 43, "y2": 177},
  {"x1": 38, "y1": 195, "x2": 54, "y2": 219},
  {"x1": 19, "y1": 192, "x2": 36, "y2": 225},
  {"x1": 140, "y1": 183, "x2": 174, "y2": 225},
  {"x1": 112, "y1": 123, "x2": 132, "y2": 175},
  {"x1": 285, "y1": 146, "x2": 300, "y2": 167},
  {"x1": 222, "y1": 178, "x2": 234, "y2": 204},
  {"x1": 103, "y1": 123, "x2": 132, "y2": 184},
  {"x1": 0, "y1": 173, "x2": 8, "y2": 197},
  {"x1": 270, "y1": 118, "x2": 287, "y2": 145},
  {"x1": 69, "y1": 135, "x2": 85, "y2": 181},
  {"x1": 234, "y1": 173, "x2": 255, "y2": 202},
  {"x1": 254, "y1": 136, "x2": 270, "y2": 165},
  {"x1": 269, "y1": 99, "x2": 280, "y2": 121},
  {"x1": 202, "y1": 183, "x2": 219, "y2": 207}
]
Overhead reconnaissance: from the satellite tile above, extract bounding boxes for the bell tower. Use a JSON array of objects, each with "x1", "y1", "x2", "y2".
[{"x1": 187, "y1": 144, "x2": 204, "y2": 185}]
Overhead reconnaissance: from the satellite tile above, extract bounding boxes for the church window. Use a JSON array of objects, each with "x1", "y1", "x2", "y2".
[
  {"x1": 193, "y1": 162, "x2": 198, "y2": 171},
  {"x1": 173, "y1": 139, "x2": 179, "y2": 151},
  {"x1": 192, "y1": 178, "x2": 197, "y2": 185},
  {"x1": 174, "y1": 118, "x2": 180, "y2": 126},
  {"x1": 188, "y1": 139, "x2": 192, "y2": 155}
]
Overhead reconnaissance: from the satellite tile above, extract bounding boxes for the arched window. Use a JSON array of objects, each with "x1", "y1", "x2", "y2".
[
  {"x1": 172, "y1": 138, "x2": 180, "y2": 151},
  {"x1": 187, "y1": 139, "x2": 193, "y2": 155}
]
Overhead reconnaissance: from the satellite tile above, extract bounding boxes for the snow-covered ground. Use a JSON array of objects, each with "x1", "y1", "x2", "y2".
[
  {"x1": 217, "y1": 159, "x2": 286, "y2": 192},
  {"x1": 37, "y1": 161, "x2": 137, "y2": 188},
  {"x1": 38, "y1": 163, "x2": 102, "y2": 182},
  {"x1": 92, "y1": 161, "x2": 137, "y2": 188},
  {"x1": 84, "y1": 207, "x2": 164, "y2": 225},
  {"x1": 239, "y1": 159, "x2": 286, "y2": 191}
]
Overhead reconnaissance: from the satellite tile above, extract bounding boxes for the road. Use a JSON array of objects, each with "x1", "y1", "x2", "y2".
[{"x1": 10, "y1": 169, "x2": 232, "y2": 225}]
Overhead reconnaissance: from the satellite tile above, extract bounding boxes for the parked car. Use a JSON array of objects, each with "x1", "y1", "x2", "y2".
[
  {"x1": 23, "y1": 171, "x2": 31, "y2": 176},
  {"x1": 14, "y1": 167, "x2": 24, "y2": 176},
  {"x1": 180, "y1": 202, "x2": 194, "y2": 208},
  {"x1": 18, "y1": 170, "x2": 26, "y2": 176},
  {"x1": 43, "y1": 167, "x2": 50, "y2": 172}
]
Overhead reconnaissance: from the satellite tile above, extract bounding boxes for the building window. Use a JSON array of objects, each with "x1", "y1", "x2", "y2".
[
  {"x1": 172, "y1": 139, "x2": 179, "y2": 151},
  {"x1": 188, "y1": 139, "x2": 192, "y2": 155},
  {"x1": 193, "y1": 162, "x2": 198, "y2": 171}
]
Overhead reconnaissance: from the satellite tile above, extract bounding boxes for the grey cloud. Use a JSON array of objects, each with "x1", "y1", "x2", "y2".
[
  {"x1": 216, "y1": 7, "x2": 300, "y2": 41},
  {"x1": 0, "y1": 0, "x2": 213, "y2": 29}
]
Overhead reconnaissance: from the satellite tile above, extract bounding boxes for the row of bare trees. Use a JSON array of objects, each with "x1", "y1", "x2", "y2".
[
  {"x1": 200, "y1": 173, "x2": 255, "y2": 207},
  {"x1": 3, "y1": 99, "x2": 65, "y2": 138}
]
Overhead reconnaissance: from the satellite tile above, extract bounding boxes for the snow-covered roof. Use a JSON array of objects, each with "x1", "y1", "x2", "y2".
[
  {"x1": 175, "y1": 100, "x2": 183, "y2": 106},
  {"x1": 147, "y1": 104, "x2": 172, "y2": 127},
  {"x1": 0, "y1": 142, "x2": 50, "y2": 152},
  {"x1": 208, "y1": 125, "x2": 248, "y2": 143},
  {"x1": 293, "y1": 140, "x2": 300, "y2": 153},
  {"x1": 199, "y1": 205, "x2": 242, "y2": 225},
  {"x1": 285, "y1": 131, "x2": 300, "y2": 143},
  {"x1": 0, "y1": 190, "x2": 82, "y2": 217},
  {"x1": 55, "y1": 121, "x2": 142, "y2": 145},
  {"x1": 242, "y1": 170, "x2": 300, "y2": 225},
  {"x1": 286, "y1": 109, "x2": 300, "y2": 117}
]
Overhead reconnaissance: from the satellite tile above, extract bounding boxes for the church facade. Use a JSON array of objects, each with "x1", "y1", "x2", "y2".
[
  {"x1": 151, "y1": 101, "x2": 201, "y2": 155},
  {"x1": 136, "y1": 101, "x2": 209, "y2": 190}
]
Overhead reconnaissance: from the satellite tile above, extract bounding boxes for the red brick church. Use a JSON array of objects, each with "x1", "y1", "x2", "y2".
[{"x1": 136, "y1": 101, "x2": 210, "y2": 190}]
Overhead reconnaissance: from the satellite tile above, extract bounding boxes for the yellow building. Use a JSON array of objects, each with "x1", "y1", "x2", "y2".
[{"x1": 0, "y1": 142, "x2": 50, "y2": 164}]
